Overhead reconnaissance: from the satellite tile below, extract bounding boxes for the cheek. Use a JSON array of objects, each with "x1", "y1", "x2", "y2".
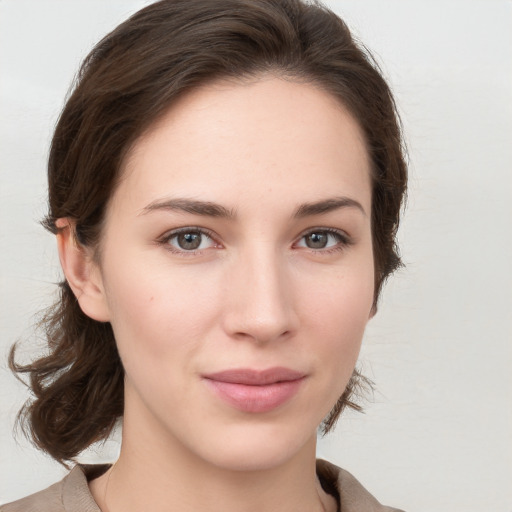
[
  {"x1": 302, "y1": 262, "x2": 374, "y2": 380},
  {"x1": 301, "y1": 254, "x2": 374, "y2": 323},
  {"x1": 101, "y1": 256, "x2": 222, "y2": 361}
]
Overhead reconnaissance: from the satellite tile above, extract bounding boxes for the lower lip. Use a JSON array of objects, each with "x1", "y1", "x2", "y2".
[{"x1": 204, "y1": 378, "x2": 304, "y2": 413}]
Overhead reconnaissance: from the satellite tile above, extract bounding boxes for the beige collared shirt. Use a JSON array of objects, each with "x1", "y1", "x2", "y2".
[{"x1": 1, "y1": 460, "x2": 405, "y2": 512}]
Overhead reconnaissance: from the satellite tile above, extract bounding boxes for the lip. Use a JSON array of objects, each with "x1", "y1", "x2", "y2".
[{"x1": 202, "y1": 367, "x2": 306, "y2": 413}]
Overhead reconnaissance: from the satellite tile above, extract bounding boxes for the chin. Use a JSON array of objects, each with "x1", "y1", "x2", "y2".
[{"x1": 191, "y1": 422, "x2": 317, "y2": 473}]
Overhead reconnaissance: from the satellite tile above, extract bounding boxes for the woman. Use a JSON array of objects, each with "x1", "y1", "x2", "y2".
[{"x1": 4, "y1": 0, "x2": 407, "y2": 511}]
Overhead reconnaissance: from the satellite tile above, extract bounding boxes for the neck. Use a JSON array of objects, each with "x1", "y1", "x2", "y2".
[
  {"x1": 107, "y1": 439, "x2": 327, "y2": 512},
  {"x1": 91, "y1": 408, "x2": 334, "y2": 512}
]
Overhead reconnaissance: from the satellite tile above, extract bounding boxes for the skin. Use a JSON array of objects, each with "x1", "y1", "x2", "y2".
[{"x1": 59, "y1": 75, "x2": 374, "y2": 512}]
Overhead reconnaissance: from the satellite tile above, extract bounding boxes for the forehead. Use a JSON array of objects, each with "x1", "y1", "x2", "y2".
[{"x1": 115, "y1": 76, "x2": 371, "y2": 215}]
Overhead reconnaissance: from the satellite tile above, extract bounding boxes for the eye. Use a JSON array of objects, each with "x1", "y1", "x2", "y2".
[
  {"x1": 162, "y1": 228, "x2": 218, "y2": 253},
  {"x1": 295, "y1": 229, "x2": 350, "y2": 251}
]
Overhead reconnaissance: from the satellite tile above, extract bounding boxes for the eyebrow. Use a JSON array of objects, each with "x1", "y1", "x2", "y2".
[
  {"x1": 140, "y1": 195, "x2": 366, "y2": 219},
  {"x1": 293, "y1": 197, "x2": 367, "y2": 218},
  {"x1": 140, "y1": 198, "x2": 236, "y2": 218}
]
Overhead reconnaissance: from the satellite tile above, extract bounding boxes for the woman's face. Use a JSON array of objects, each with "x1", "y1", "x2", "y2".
[{"x1": 89, "y1": 76, "x2": 374, "y2": 471}]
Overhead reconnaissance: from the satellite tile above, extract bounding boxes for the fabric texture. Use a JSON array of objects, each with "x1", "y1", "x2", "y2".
[{"x1": 1, "y1": 460, "x2": 405, "y2": 512}]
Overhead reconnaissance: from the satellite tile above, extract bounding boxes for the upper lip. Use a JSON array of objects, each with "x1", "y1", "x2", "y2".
[{"x1": 203, "y1": 367, "x2": 306, "y2": 385}]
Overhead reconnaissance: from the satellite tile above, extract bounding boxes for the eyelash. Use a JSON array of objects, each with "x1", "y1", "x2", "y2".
[
  {"x1": 158, "y1": 227, "x2": 220, "y2": 256},
  {"x1": 157, "y1": 226, "x2": 353, "y2": 256},
  {"x1": 296, "y1": 228, "x2": 353, "y2": 254}
]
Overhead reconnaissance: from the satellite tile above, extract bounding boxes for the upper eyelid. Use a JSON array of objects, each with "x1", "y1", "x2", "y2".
[
  {"x1": 298, "y1": 226, "x2": 351, "y2": 240},
  {"x1": 294, "y1": 227, "x2": 354, "y2": 250},
  {"x1": 300, "y1": 226, "x2": 345, "y2": 235},
  {"x1": 157, "y1": 225, "x2": 352, "y2": 248},
  {"x1": 158, "y1": 227, "x2": 220, "y2": 255},
  {"x1": 159, "y1": 226, "x2": 217, "y2": 241}
]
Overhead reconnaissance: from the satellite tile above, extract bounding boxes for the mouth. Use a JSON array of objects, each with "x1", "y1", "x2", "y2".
[{"x1": 202, "y1": 367, "x2": 306, "y2": 413}]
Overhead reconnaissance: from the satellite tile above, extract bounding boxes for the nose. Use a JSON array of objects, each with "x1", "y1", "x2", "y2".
[{"x1": 222, "y1": 249, "x2": 298, "y2": 344}]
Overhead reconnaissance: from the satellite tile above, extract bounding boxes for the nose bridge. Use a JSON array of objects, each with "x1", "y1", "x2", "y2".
[{"x1": 223, "y1": 242, "x2": 296, "y2": 343}]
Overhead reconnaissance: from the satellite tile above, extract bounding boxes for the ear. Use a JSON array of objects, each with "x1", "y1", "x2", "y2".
[{"x1": 55, "y1": 218, "x2": 111, "y2": 322}]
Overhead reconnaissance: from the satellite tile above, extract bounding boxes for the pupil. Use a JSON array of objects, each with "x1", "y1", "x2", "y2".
[
  {"x1": 178, "y1": 232, "x2": 201, "y2": 250},
  {"x1": 307, "y1": 232, "x2": 327, "y2": 248}
]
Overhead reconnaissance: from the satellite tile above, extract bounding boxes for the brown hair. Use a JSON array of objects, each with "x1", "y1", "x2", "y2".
[{"x1": 10, "y1": 0, "x2": 407, "y2": 463}]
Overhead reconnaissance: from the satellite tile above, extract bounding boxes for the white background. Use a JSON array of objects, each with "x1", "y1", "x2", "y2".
[{"x1": 1, "y1": 1, "x2": 511, "y2": 510}]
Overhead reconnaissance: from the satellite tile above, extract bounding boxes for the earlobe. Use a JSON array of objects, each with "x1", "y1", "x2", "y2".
[{"x1": 55, "y1": 218, "x2": 111, "y2": 322}]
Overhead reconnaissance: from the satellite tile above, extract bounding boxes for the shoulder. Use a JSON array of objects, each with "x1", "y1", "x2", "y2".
[
  {"x1": 1, "y1": 478, "x2": 66, "y2": 512},
  {"x1": 1, "y1": 465, "x2": 108, "y2": 512},
  {"x1": 316, "y1": 459, "x2": 406, "y2": 512}
]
